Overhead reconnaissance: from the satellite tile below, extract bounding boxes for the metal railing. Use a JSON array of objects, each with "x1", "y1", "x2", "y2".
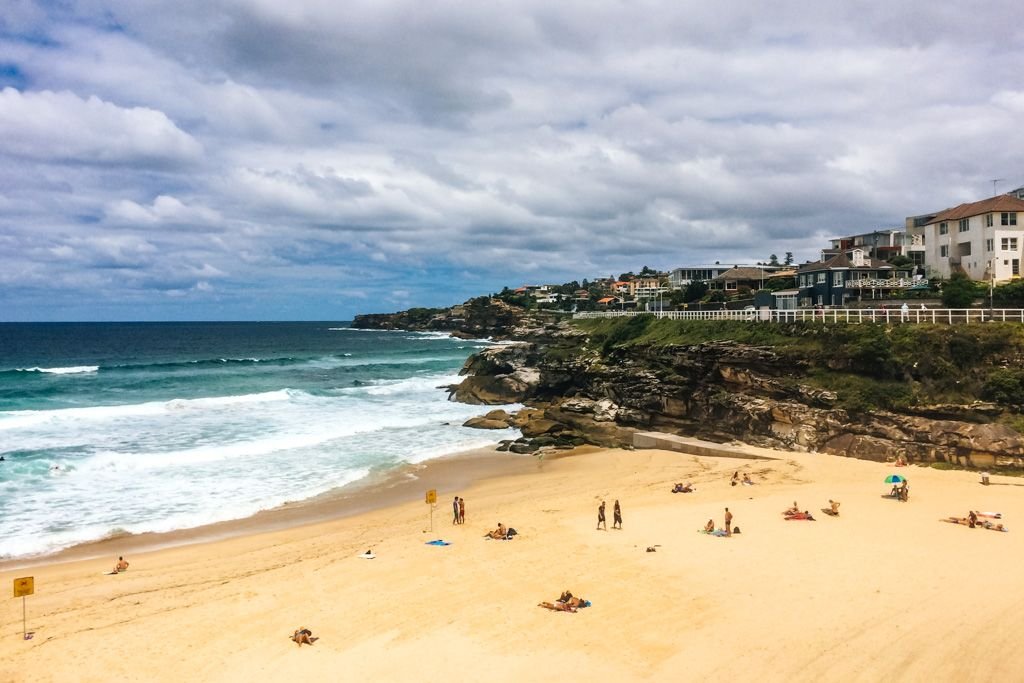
[
  {"x1": 573, "y1": 308, "x2": 1024, "y2": 324},
  {"x1": 845, "y1": 278, "x2": 921, "y2": 289}
]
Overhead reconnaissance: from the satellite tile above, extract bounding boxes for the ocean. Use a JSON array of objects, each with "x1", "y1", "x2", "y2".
[{"x1": 0, "y1": 322, "x2": 516, "y2": 560}]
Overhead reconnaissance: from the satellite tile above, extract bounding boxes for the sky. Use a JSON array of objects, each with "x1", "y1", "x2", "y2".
[{"x1": 1, "y1": 1, "x2": 1023, "y2": 321}]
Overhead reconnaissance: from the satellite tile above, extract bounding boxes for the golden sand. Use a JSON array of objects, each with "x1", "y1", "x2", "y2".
[{"x1": 2, "y1": 445, "x2": 1023, "y2": 682}]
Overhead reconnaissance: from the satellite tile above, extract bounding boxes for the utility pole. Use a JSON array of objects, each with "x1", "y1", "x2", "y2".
[{"x1": 992, "y1": 179, "x2": 1005, "y2": 196}]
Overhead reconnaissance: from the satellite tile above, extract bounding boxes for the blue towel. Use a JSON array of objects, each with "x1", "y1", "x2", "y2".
[{"x1": 425, "y1": 540, "x2": 451, "y2": 546}]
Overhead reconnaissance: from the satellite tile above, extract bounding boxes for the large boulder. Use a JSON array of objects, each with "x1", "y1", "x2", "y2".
[{"x1": 463, "y1": 416, "x2": 511, "y2": 430}]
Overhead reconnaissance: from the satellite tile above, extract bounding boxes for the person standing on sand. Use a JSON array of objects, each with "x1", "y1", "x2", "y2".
[
  {"x1": 613, "y1": 500, "x2": 622, "y2": 529},
  {"x1": 724, "y1": 508, "x2": 733, "y2": 536},
  {"x1": 458, "y1": 497, "x2": 466, "y2": 525},
  {"x1": 597, "y1": 501, "x2": 606, "y2": 530},
  {"x1": 453, "y1": 496, "x2": 460, "y2": 525}
]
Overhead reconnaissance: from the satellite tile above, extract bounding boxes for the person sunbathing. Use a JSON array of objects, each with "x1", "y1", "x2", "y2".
[
  {"x1": 113, "y1": 556, "x2": 129, "y2": 573},
  {"x1": 785, "y1": 501, "x2": 799, "y2": 515},
  {"x1": 828, "y1": 500, "x2": 840, "y2": 515},
  {"x1": 704, "y1": 519, "x2": 715, "y2": 533},
  {"x1": 539, "y1": 600, "x2": 577, "y2": 612},
  {"x1": 672, "y1": 482, "x2": 694, "y2": 493},
  {"x1": 291, "y1": 628, "x2": 317, "y2": 646},
  {"x1": 741, "y1": 474, "x2": 754, "y2": 485},
  {"x1": 785, "y1": 511, "x2": 815, "y2": 520},
  {"x1": 486, "y1": 523, "x2": 508, "y2": 539}
]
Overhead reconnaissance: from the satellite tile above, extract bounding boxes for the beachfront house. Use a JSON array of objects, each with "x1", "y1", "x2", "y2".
[
  {"x1": 823, "y1": 229, "x2": 907, "y2": 263},
  {"x1": 797, "y1": 249, "x2": 913, "y2": 307},
  {"x1": 629, "y1": 278, "x2": 667, "y2": 300},
  {"x1": 708, "y1": 267, "x2": 772, "y2": 294},
  {"x1": 909, "y1": 195, "x2": 1024, "y2": 282}
]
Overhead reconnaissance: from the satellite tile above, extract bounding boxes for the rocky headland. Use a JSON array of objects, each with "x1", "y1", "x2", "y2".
[{"x1": 441, "y1": 313, "x2": 1024, "y2": 469}]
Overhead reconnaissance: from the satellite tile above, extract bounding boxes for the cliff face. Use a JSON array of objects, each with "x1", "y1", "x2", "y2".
[{"x1": 448, "y1": 322, "x2": 1024, "y2": 468}]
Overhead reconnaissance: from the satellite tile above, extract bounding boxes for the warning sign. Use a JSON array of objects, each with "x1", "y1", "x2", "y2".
[
  {"x1": 13, "y1": 577, "x2": 34, "y2": 598},
  {"x1": 425, "y1": 489, "x2": 437, "y2": 504}
]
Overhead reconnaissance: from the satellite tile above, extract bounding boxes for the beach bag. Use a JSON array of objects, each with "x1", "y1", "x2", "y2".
[{"x1": 733, "y1": 526, "x2": 741, "y2": 534}]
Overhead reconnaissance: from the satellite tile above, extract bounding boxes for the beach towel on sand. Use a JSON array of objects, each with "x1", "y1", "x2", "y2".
[
  {"x1": 425, "y1": 540, "x2": 451, "y2": 546},
  {"x1": 699, "y1": 529, "x2": 729, "y2": 537}
]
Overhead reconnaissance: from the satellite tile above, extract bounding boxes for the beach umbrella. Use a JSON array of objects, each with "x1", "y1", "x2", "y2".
[{"x1": 884, "y1": 474, "x2": 905, "y2": 484}]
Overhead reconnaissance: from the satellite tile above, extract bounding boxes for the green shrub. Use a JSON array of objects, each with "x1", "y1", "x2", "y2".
[{"x1": 981, "y1": 369, "x2": 1024, "y2": 405}]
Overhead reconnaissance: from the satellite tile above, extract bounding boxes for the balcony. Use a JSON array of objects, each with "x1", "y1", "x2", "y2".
[{"x1": 846, "y1": 278, "x2": 923, "y2": 289}]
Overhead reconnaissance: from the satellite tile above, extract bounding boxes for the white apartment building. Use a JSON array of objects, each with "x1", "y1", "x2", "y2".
[
  {"x1": 629, "y1": 277, "x2": 668, "y2": 300},
  {"x1": 918, "y1": 195, "x2": 1024, "y2": 282}
]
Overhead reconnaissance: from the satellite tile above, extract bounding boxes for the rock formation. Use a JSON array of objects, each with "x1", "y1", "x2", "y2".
[{"x1": 447, "y1": 322, "x2": 1024, "y2": 468}]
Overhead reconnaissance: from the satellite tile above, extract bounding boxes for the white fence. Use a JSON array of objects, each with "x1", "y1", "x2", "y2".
[{"x1": 573, "y1": 308, "x2": 1024, "y2": 324}]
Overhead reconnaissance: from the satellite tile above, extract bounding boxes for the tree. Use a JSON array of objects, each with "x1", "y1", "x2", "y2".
[
  {"x1": 887, "y1": 255, "x2": 913, "y2": 268},
  {"x1": 640, "y1": 265, "x2": 657, "y2": 276},
  {"x1": 768, "y1": 254, "x2": 780, "y2": 266},
  {"x1": 941, "y1": 271, "x2": 980, "y2": 308},
  {"x1": 682, "y1": 280, "x2": 708, "y2": 303},
  {"x1": 784, "y1": 252, "x2": 794, "y2": 266}
]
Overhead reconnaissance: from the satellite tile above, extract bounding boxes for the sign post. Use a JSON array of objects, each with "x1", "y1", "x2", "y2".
[
  {"x1": 425, "y1": 489, "x2": 437, "y2": 532},
  {"x1": 13, "y1": 577, "x2": 34, "y2": 640}
]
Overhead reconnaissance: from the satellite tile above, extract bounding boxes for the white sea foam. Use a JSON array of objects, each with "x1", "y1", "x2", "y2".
[
  {"x1": 0, "y1": 389, "x2": 298, "y2": 430},
  {"x1": 18, "y1": 365, "x2": 99, "y2": 374}
]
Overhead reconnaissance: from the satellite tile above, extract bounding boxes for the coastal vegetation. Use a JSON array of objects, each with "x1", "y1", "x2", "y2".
[{"x1": 573, "y1": 315, "x2": 1024, "y2": 411}]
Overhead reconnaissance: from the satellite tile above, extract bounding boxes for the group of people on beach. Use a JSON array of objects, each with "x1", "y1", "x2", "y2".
[
  {"x1": 452, "y1": 496, "x2": 466, "y2": 525},
  {"x1": 731, "y1": 471, "x2": 754, "y2": 486},
  {"x1": 596, "y1": 500, "x2": 623, "y2": 530},
  {"x1": 538, "y1": 590, "x2": 591, "y2": 613}
]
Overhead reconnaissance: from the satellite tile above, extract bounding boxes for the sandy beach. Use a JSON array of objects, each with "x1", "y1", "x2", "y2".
[{"x1": 3, "y1": 444, "x2": 1023, "y2": 682}]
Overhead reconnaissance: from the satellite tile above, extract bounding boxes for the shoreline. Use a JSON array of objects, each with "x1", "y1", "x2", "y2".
[
  {"x1": 2, "y1": 443, "x2": 1023, "y2": 681},
  {"x1": 0, "y1": 443, "x2": 544, "y2": 571}
]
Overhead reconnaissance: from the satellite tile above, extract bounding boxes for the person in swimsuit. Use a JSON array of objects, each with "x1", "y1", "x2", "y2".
[
  {"x1": 113, "y1": 556, "x2": 129, "y2": 573},
  {"x1": 292, "y1": 628, "x2": 316, "y2": 646},
  {"x1": 597, "y1": 501, "x2": 606, "y2": 530},
  {"x1": 453, "y1": 496, "x2": 460, "y2": 525},
  {"x1": 724, "y1": 507, "x2": 733, "y2": 536},
  {"x1": 613, "y1": 500, "x2": 622, "y2": 529},
  {"x1": 704, "y1": 519, "x2": 715, "y2": 533}
]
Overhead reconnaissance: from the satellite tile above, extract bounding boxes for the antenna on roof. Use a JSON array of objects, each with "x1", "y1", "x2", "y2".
[{"x1": 992, "y1": 178, "x2": 1005, "y2": 196}]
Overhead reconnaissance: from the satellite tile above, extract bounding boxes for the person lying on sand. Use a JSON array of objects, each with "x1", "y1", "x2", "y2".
[
  {"x1": 672, "y1": 482, "x2": 694, "y2": 493},
  {"x1": 558, "y1": 590, "x2": 591, "y2": 608},
  {"x1": 291, "y1": 628, "x2": 317, "y2": 646},
  {"x1": 704, "y1": 519, "x2": 716, "y2": 533},
  {"x1": 785, "y1": 511, "x2": 815, "y2": 521},
  {"x1": 539, "y1": 601, "x2": 576, "y2": 612},
  {"x1": 486, "y1": 523, "x2": 508, "y2": 540}
]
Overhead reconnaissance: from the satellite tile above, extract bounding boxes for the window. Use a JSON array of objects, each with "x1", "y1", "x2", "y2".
[
  {"x1": 1014, "y1": 259, "x2": 1021, "y2": 276},
  {"x1": 987, "y1": 214, "x2": 994, "y2": 227},
  {"x1": 939, "y1": 222, "x2": 948, "y2": 235},
  {"x1": 725, "y1": 281, "x2": 737, "y2": 290},
  {"x1": 940, "y1": 245, "x2": 948, "y2": 257},
  {"x1": 1001, "y1": 212, "x2": 1018, "y2": 226},
  {"x1": 816, "y1": 273, "x2": 825, "y2": 283},
  {"x1": 1002, "y1": 237, "x2": 1019, "y2": 251},
  {"x1": 960, "y1": 242, "x2": 972, "y2": 256},
  {"x1": 834, "y1": 273, "x2": 844, "y2": 287},
  {"x1": 986, "y1": 239, "x2": 994, "y2": 252},
  {"x1": 958, "y1": 218, "x2": 970, "y2": 232}
]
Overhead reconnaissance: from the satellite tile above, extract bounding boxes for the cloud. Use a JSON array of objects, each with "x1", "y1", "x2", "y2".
[
  {"x1": 0, "y1": 87, "x2": 202, "y2": 166},
  {"x1": 1, "y1": 1, "x2": 1023, "y2": 320}
]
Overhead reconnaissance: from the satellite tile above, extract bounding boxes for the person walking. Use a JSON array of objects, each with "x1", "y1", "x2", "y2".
[
  {"x1": 597, "y1": 501, "x2": 606, "y2": 530},
  {"x1": 612, "y1": 500, "x2": 622, "y2": 529},
  {"x1": 453, "y1": 496, "x2": 460, "y2": 525},
  {"x1": 458, "y1": 497, "x2": 465, "y2": 525},
  {"x1": 900, "y1": 302, "x2": 910, "y2": 322},
  {"x1": 724, "y1": 507, "x2": 733, "y2": 536}
]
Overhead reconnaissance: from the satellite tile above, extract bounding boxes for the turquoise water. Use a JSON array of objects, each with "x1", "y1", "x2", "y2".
[{"x1": 0, "y1": 323, "x2": 515, "y2": 559}]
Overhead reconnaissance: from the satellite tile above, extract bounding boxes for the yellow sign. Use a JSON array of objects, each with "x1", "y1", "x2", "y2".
[
  {"x1": 13, "y1": 577, "x2": 34, "y2": 598},
  {"x1": 425, "y1": 489, "x2": 437, "y2": 505}
]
